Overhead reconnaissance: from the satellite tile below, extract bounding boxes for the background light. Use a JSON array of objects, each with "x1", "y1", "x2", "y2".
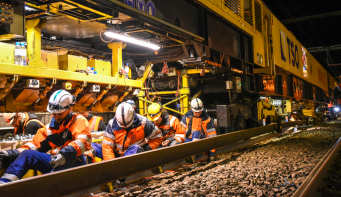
[{"x1": 104, "y1": 31, "x2": 160, "y2": 50}]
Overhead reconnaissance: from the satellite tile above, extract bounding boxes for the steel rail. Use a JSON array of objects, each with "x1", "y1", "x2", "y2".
[
  {"x1": 282, "y1": 120, "x2": 305, "y2": 128},
  {"x1": 0, "y1": 121, "x2": 304, "y2": 197},
  {"x1": 293, "y1": 137, "x2": 341, "y2": 197},
  {"x1": 69, "y1": 132, "x2": 280, "y2": 197}
]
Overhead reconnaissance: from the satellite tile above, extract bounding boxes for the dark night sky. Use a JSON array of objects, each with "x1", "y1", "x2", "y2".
[{"x1": 262, "y1": 0, "x2": 341, "y2": 79}]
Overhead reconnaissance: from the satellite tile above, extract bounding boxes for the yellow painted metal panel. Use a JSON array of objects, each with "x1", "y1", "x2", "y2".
[
  {"x1": 41, "y1": 50, "x2": 58, "y2": 69},
  {"x1": 0, "y1": 42, "x2": 15, "y2": 64},
  {"x1": 197, "y1": 0, "x2": 265, "y2": 68},
  {"x1": 88, "y1": 60, "x2": 111, "y2": 77},
  {"x1": 272, "y1": 17, "x2": 329, "y2": 93},
  {"x1": 0, "y1": 63, "x2": 142, "y2": 88},
  {"x1": 59, "y1": 55, "x2": 87, "y2": 72},
  {"x1": 329, "y1": 73, "x2": 338, "y2": 90},
  {"x1": 196, "y1": 0, "x2": 254, "y2": 36},
  {"x1": 253, "y1": 36, "x2": 265, "y2": 67},
  {"x1": 197, "y1": 0, "x2": 331, "y2": 93}
]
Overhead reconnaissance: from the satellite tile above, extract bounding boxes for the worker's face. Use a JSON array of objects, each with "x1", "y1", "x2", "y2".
[
  {"x1": 79, "y1": 112, "x2": 89, "y2": 118},
  {"x1": 51, "y1": 108, "x2": 71, "y2": 124},
  {"x1": 11, "y1": 116, "x2": 21, "y2": 127},
  {"x1": 193, "y1": 111, "x2": 202, "y2": 118},
  {"x1": 153, "y1": 116, "x2": 163, "y2": 126}
]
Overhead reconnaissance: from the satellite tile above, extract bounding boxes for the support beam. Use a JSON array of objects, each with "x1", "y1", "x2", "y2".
[
  {"x1": 282, "y1": 10, "x2": 341, "y2": 24},
  {"x1": 107, "y1": 42, "x2": 124, "y2": 78},
  {"x1": 307, "y1": 45, "x2": 341, "y2": 53},
  {"x1": 181, "y1": 74, "x2": 189, "y2": 114},
  {"x1": 26, "y1": 19, "x2": 46, "y2": 68}
]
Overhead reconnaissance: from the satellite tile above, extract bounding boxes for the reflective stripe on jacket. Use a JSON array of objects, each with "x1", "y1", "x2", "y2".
[
  {"x1": 102, "y1": 114, "x2": 162, "y2": 160},
  {"x1": 158, "y1": 113, "x2": 185, "y2": 144},
  {"x1": 18, "y1": 113, "x2": 92, "y2": 161},
  {"x1": 180, "y1": 111, "x2": 217, "y2": 139},
  {"x1": 89, "y1": 116, "x2": 103, "y2": 131},
  {"x1": 15, "y1": 112, "x2": 44, "y2": 135},
  {"x1": 181, "y1": 110, "x2": 217, "y2": 153}
]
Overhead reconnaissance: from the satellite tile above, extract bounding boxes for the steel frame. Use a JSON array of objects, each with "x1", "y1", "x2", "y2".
[{"x1": 137, "y1": 69, "x2": 211, "y2": 116}]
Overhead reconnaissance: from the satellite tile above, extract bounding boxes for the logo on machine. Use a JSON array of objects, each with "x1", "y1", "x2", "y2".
[
  {"x1": 124, "y1": 0, "x2": 135, "y2": 7},
  {"x1": 280, "y1": 30, "x2": 299, "y2": 69},
  {"x1": 136, "y1": 0, "x2": 146, "y2": 12},
  {"x1": 124, "y1": 0, "x2": 156, "y2": 16}
]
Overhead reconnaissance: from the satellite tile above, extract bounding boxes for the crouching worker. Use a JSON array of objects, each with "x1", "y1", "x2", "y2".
[
  {"x1": 3, "y1": 112, "x2": 44, "y2": 135},
  {"x1": 181, "y1": 98, "x2": 217, "y2": 161},
  {"x1": 79, "y1": 111, "x2": 106, "y2": 132},
  {"x1": 147, "y1": 103, "x2": 185, "y2": 147},
  {"x1": 101, "y1": 102, "x2": 162, "y2": 185},
  {"x1": 102, "y1": 102, "x2": 162, "y2": 160},
  {"x1": 78, "y1": 111, "x2": 106, "y2": 160},
  {"x1": 0, "y1": 90, "x2": 91, "y2": 184}
]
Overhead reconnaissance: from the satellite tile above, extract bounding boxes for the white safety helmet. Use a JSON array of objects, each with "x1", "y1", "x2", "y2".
[
  {"x1": 115, "y1": 102, "x2": 135, "y2": 128},
  {"x1": 126, "y1": 100, "x2": 136, "y2": 108},
  {"x1": 190, "y1": 98, "x2": 204, "y2": 112},
  {"x1": 47, "y1": 90, "x2": 75, "y2": 113}
]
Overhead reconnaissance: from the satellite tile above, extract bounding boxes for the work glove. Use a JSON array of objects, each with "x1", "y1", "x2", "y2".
[
  {"x1": 49, "y1": 154, "x2": 66, "y2": 168},
  {"x1": 162, "y1": 140, "x2": 170, "y2": 147},
  {"x1": 115, "y1": 179, "x2": 126, "y2": 187}
]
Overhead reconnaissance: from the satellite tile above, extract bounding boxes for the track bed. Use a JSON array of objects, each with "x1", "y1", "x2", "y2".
[{"x1": 98, "y1": 127, "x2": 341, "y2": 197}]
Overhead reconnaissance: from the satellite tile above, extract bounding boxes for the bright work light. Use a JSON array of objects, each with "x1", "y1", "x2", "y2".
[
  {"x1": 334, "y1": 107, "x2": 340, "y2": 112},
  {"x1": 104, "y1": 31, "x2": 160, "y2": 50}
]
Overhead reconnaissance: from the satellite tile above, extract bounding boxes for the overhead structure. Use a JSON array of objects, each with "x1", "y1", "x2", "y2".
[
  {"x1": 281, "y1": 10, "x2": 341, "y2": 24},
  {"x1": 0, "y1": 0, "x2": 335, "y2": 127}
]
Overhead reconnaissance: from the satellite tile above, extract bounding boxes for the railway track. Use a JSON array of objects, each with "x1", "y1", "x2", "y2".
[
  {"x1": 293, "y1": 130, "x2": 341, "y2": 197},
  {"x1": 96, "y1": 125, "x2": 341, "y2": 197},
  {"x1": 0, "y1": 121, "x2": 304, "y2": 197}
]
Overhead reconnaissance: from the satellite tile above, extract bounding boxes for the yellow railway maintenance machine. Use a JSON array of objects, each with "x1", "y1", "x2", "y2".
[{"x1": 0, "y1": 0, "x2": 337, "y2": 182}]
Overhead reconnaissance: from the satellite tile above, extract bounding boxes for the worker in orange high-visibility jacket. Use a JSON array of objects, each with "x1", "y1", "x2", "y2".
[
  {"x1": 78, "y1": 112, "x2": 106, "y2": 132},
  {"x1": 3, "y1": 112, "x2": 44, "y2": 135},
  {"x1": 147, "y1": 103, "x2": 185, "y2": 147},
  {"x1": 78, "y1": 111, "x2": 106, "y2": 162},
  {"x1": 180, "y1": 98, "x2": 217, "y2": 161},
  {"x1": 0, "y1": 90, "x2": 91, "y2": 185},
  {"x1": 102, "y1": 102, "x2": 162, "y2": 161}
]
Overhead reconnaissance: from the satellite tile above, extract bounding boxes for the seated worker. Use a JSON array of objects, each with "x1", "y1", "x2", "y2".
[
  {"x1": 101, "y1": 102, "x2": 162, "y2": 161},
  {"x1": 180, "y1": 98, "x2": 217, "y2": 161},
  {"x1": 3, "y1": 112, "x2": 44, "y2": 135},
  {"x1": 147, "y1": 103, "x2": 185, "y2": 147},
  {"x1": 78, "y1": 112, "x2": 106, "y2": 132},
  {"x1": 0, "y1": 90, "x2": 91, "y2": 184}
]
